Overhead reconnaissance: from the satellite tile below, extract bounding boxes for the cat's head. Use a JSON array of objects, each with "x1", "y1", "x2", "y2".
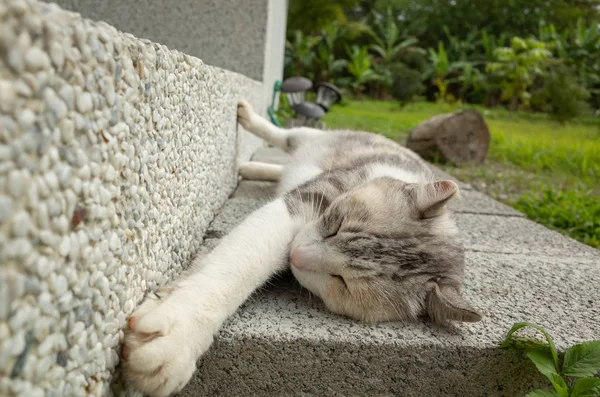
[{"x1": 289, "y1": 177, "x2": 482, "y2": 325}]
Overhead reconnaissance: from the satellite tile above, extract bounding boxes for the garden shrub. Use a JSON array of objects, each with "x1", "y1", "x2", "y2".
[
  {"x1": 531, "y1": 64, "x2": 591, "y2": 122},
  {"x1": 389, "y1": 63, "x2": 425, "y2": 106}
]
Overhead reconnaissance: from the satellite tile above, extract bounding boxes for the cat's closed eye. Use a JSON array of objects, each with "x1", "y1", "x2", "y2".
[
  {"x1": 325, "y1": 225, "x2": 341, "y2": 239},
  {"x1": 331, "y1": 274, "x2": 347, "y2": 287},
  {"x1": 324, "y1": 215, "x2": 343, "y2": 238}
]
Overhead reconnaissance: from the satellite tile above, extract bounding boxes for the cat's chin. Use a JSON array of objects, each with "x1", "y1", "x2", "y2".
[{"x1": 290, "y1": 263, "x2": 327, "y2": 299}]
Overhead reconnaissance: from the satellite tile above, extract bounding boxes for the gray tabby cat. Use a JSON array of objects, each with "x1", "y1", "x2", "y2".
[{"x1": 122, "y1": 101, "x2": 482, "y2": 396}]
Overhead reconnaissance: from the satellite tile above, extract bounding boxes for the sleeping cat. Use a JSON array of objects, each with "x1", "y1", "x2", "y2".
[{"x1": 122, "y1": 101, "x2": 482, "y2": 396}]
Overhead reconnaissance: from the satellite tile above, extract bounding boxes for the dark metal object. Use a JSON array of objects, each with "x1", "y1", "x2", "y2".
[
  {"x1": 281, "y1": 77, "x2": 312, "y2": 93},
  {"x1": 281, "y1": 77, "x2": 313, "y2": 107},
  {"x1": 315, "y1": 82, "x2": 342, "y2": 111},
  {"x1": 293, "y1": 102, "x2": 326, "y2": 120}
]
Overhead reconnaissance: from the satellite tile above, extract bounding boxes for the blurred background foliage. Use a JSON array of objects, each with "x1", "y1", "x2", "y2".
[
  {"x1": 284, "y1": 0, "x2": 600, "y2": 248},
  {"x1": 285, "y1": 0, "x2": 600, "y2": 120}
]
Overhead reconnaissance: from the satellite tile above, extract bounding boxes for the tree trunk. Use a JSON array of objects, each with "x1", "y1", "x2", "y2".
[{"x1": 406, "y1": 110, "x2": 490, "y2": 165}]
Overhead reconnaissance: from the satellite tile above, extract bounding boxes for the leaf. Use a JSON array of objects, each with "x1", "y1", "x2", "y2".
[
  {"x1": 525, "y1": 390, "x2": 562, "y2": 397},
  {"x1": 501, "y1": 322, "x2": 559, "y2": 371},
  {"x1": 563, "y1": 341, "x2": 600, "y2": 377},
  {"x1": 549, "y1": 373, "x2": 568, "y2": 397},
  {"x1": 528, "y1": 349, "x2": 559, "y2": 381},
  {"x1": 569, "y1": 377, "x2": 600, "y2": 397}
]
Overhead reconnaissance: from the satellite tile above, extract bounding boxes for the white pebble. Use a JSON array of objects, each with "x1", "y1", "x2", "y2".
[
  {"x1": 38, "y1": 292, "x2": 54, "y2": 316},
  {"x1": 109, "y1": 232, "x2": 121, "y2": 252},
  {"x1": 59, "y1": 165, "x2": 72, "y2": 188},
  {"x1": 8, "y1": 169, "x2": 28, "y2": 197},
  {"x1": 59, "y1": 119, "x2": 75, "y2": 144},
  {"x1": 51, "y1": 215, "x2": 69, "y2": 234},
  {"x1": 36, "y1": 256, "x2": 55, "y2": 278},
  {"x1": 0, "y1": 195, "x2": 12, "y2": 222},
  {"x1": 78, "y1": 164, "x2": 91, "y2": 180},
  {"x1": 49, "y1": 42, "x2": 65, "y2": 68},
  {"x1": 50, "y1": 274, "x2": 68, "y2": 296},
  {"x1": 36, "y1": 175, "x2": 50, "y2": 198},
  {"x1": 44, "y1": 87, "x2": 68, "y2": 120},
  {"x1": 36, "y1": 334, "x2": 55, "y2": 356},
  {"x1": 33, "y1": 316, "x2": 53, "y2": 341},
  {"x1": 7, "y1": 47, "x2": 24, "y2": 72},
  {"x1": 58, "y1": 291, "x2": 73, "y2": 313},
  {"x1": 104, "y1": 164, "x2": 116, "y2": 181},
  {"x1": 59, "y1": 85, "x2": 75, "y2": 109},
  {"x1": 76, "y1": 91, "x2": 93, "y2": 113},
  {"x1": 44, "y1": 172, "x2": 59, "y2": 191},
  {"x1": 34, "y1": 355, "x2": 54, "y2": 382},
  {"x1": 11, "y1": 211, "x2": 30, "y2": 237},
  {"x1": 17, "y1": 108, "x2": 36, "y2": 128},
  {"x1": 59, "y1": 236, "x2": 70, "y2": 257},
  {"x1": 0, "y1": 144, "x2": 11, "y2": 161},
  {"x1": 7, "y1": 238, "x2": 32, "y2": 258},
  {"x1": 10, "y1": 331, "x2": 26, "y2": 356},
  {"x1": 0, "y1": 324, "x2": 9, "y2": 342},
  {"x1": 36, "y1": 202, "x2": 50, "y2": 229},
  {"x1": 0, "y1": 79, "x2": 16, "y2": 113},
  {"x1": 0, "y1": 282, "x2": 8, "y2": 321},
  {"x1": 24, "y1": 47, "x2": 50, "y2": 71},
  {"x1": 98, "y1": 186, "x2": 111, "y2": 204},
  {"x1": 123, "y1": 299, "x2": 134, "y2": 314}
]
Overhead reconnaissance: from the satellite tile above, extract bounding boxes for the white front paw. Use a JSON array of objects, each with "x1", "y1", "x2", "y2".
[
  {"x1": 237, "y1": 100, "x2": 256, "y2": 130},
  {"x1": 122, "y1": 291, "x2": 214, "y2": 397}
]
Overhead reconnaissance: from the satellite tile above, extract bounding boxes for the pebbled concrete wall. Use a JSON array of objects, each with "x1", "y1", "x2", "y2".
[
  {"x1": 49, "y1": 0, "x2": 287, "y2": 85},
  {"x1": 0, "y1": 0, "x2": 264, "y2": 395},
  {"x1": 50, "y1": 0, "x2": 288, "y2": 112}
]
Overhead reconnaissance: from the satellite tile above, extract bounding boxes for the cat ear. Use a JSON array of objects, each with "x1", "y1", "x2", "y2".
[
  {"x1": 427, "y1": 284, "x2": 482, "y2": 324},
  {"x1": 417, "y1": 180, "x2": 459, "y2": 218}
]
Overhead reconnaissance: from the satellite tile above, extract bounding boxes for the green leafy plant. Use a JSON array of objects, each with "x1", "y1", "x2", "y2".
[
  {"x1": 388, "y1": 63, "x2": 424, "y2": 105},
  {"x1": 342, "y1": 45, "x2": 383, "y2": 94},
  {"x1": 487, "y1": 37, "x2": 552, "y2": 110},
  {"x1": 531, "y1": 61, "x2": 591, "y2": 122},
  {"x1": 284, "y1": 30, "x2": 322, "y2": 78},
  {"x1": 367, "y1": 6, "x2": 425, "y2": 65},
  {"x1": 425, "y1": 42, "x2": 450, "y2": 100},
  {"x1": 314, "y1": 45, "x2": 347, "y2": 84},
  {"x1": 442, "y1": 25, "x2": 481, "y2": 62},
  {"x1": 423, "y1": 41, "x2": 463, "y2": 102},
  {"x1": 286, "y1": 0, "x2": 359, "y2": 33},
  {"x1": 501, "y1": 322, "x2": 600, "y2": 397}
]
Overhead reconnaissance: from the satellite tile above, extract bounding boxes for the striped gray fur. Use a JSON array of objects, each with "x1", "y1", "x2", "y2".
[{"x1": 237, "y1": 102, "x2": 482, "y2": 325}]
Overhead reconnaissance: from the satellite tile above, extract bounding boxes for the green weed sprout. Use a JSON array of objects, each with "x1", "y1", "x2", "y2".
[{"x1": 501, "y1": 322, "x2": 600, "y2": 397}]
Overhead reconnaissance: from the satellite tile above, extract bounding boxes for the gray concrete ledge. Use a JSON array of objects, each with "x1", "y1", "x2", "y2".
[{"x1": 179, "y1": 148, "x2": 600, "y2": 396}]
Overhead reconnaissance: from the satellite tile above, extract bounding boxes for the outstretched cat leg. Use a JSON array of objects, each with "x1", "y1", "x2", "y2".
[
  {"x1": 122, "y1": 199, "x2": 302, "y2": 397},
  {"x1": 238, "y1": 161, "x2": 283, "y2": 181},
  {"x1": 237, "y1": 100, "x2": 324, "y2": 152}
]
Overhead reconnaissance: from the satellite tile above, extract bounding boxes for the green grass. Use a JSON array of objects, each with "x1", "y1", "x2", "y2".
[{"x1": 322, "y1": 99, "x2": 600, "y2": 248}]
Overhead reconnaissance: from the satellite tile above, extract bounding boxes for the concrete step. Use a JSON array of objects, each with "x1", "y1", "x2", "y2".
[{"x1": 179, "y1": 149, "x2": 600, "y2": 396}]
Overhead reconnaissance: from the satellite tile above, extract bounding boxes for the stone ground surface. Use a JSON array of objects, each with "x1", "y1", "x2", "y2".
[{"x1": 178, "y1": 147, "x2": 600, "y2": 397}]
